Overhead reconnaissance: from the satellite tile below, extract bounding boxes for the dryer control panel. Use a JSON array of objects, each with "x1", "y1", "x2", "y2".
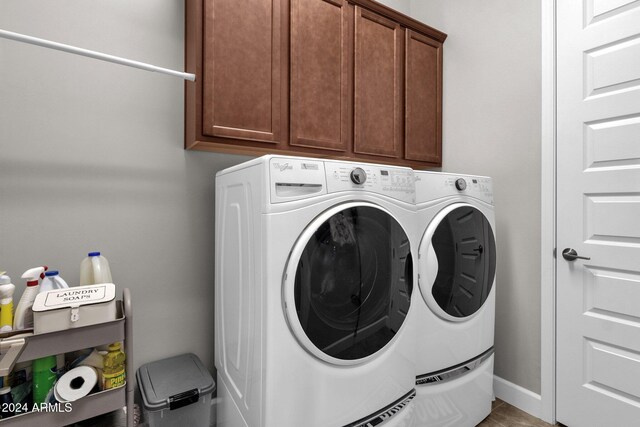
[{"x1": 415, "y1": 171, "x2": 494, "y2": 205}]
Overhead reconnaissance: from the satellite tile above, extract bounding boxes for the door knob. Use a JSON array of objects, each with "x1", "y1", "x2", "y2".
[{"x1": 561, "y1": 248, "x2": 590, "y2": 261}]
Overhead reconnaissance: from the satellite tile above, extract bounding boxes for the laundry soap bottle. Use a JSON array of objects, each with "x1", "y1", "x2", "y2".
[
  {"x1": 39, "y1": 270, "x2": 69, "y2": 293},
  {"x1": 79, "y1": 252, "x2": 112, "y2": 285},
  {"x1": 14, "y1": 266, "x2": 47, "y2": 330},
  {"x1": 0, "y1": 273, "x2": 15, "y2": 333}
]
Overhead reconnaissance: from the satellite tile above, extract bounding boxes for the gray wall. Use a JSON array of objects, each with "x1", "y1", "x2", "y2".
[
  {"x1": 0, "y1": 0, "x2": 251, "y2": 373},
  {"x1": 1, "y1": 0, "x2": 542, "y2": 395},
  {"x1": 408, "y1": 1, "x2": 542, "y2": 393},
  {"x1": 376, "y1": 0, "x2": 411, "y2": 15}
]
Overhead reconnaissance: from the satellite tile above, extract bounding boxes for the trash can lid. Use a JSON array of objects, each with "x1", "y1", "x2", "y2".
[{"x1": 136, "y1": 353, "x2": 215, "y2": 411}]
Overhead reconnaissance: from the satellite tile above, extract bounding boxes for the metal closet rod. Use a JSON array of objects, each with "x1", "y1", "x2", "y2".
[{"x1": 0, "y1": 29, "x2": 196, "y2": 82}]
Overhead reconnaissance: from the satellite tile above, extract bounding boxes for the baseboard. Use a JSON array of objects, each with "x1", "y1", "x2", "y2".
[{"x1": 493, "y1": 375, "x2": 542, "y2": 420}]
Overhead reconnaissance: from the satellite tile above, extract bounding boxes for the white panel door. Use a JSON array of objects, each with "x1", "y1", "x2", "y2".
[{"x1": 556, "y1": 0, "x2": 640, "y2": 425}]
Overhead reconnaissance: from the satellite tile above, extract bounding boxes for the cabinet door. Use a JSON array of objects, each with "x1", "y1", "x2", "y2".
[
  {"x1": 290, "y1": 0, "x2": 352, "y2": 151},
  {"x1": 203, "y1": 0, "x2": 287, "y2": 143},
  {"x1": 405, "y1": 29, "x2": 442, "y2": 164},
  {"x1": 354, "y1": 7, "x2": 403, "y2": 158}
]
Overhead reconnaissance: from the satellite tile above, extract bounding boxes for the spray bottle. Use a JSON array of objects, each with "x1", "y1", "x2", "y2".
[
  {"x1": 14, "y1": 266, "x2": 47, "y2": 330},
  {"x1": 0, "y1": 273, "x2": 15, "y2": 333}
]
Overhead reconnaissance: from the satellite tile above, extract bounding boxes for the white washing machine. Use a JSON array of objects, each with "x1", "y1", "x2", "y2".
[
  {"x1": 215, "y1": 155, "x2": 419, "y2": 427},
  {"x1": 411, "y1": 171, "x2": 496, "y2": 427}
]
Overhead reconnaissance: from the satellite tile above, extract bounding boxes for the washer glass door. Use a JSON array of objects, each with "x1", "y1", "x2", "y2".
[
  {"x1": 419, "y1": 204, "x2": 496, "y2": 321},
  {"x1": 284, "y1": 202, "x2": 412, "y2": 364}
]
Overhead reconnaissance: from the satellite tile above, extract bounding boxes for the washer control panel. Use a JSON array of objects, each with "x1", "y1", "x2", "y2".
[
  {"x1": 325, "y1": 162, "x2": 415, "y2": 204},
  {"x1": 350, "y1": 167, "x2": 367, "y2": 185},
  {"x1": 269, "y1": 157, "x2": 415, "y2": 204}
]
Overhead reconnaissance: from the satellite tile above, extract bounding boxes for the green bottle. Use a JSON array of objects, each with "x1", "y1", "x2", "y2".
[{"x1": 32, "y1": 356, "x2": 56, "y2": 404}]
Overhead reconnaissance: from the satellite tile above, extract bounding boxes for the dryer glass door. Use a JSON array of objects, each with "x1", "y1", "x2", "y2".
[
  {"x1": 287, "y1": 203, "x2": 412, "y2": 364},
  {"x1": 423, "y1": 204, "x2": 496, "y2": 319}
]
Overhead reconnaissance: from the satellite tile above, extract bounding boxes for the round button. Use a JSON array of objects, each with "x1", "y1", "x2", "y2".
[
  {"x1": 455, "y1": 178, "x2": 467, "y2": 191},
  {"x1": 350, "y1": 167, "x2": 367, "y2": 185}
]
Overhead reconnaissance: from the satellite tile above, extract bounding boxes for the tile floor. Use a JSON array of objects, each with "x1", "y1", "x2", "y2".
[{"x1": 478, "y1": 399, "x2": 557, "y2": 427}]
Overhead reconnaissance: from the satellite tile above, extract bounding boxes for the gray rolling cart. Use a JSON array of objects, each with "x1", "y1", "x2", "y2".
[{"x1": 0, "y1": 288, "x2": 134, "y2": 426}]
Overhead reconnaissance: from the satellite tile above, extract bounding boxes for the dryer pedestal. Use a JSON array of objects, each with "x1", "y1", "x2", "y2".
[{"x1": 412, "y1": 354, "x2": 493, "y2": 427}]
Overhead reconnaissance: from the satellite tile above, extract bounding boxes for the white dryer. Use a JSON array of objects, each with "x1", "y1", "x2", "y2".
[
  {"x1": 215, "y1": 155, "x2": 418, "y2": 427},
  {"x1": 411, "y1": 171, "x2": 496, "y2": 427}
]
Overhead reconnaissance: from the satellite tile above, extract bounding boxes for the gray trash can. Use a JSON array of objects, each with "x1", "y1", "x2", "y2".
[{"x1": 136, "y1": 353, "x2": 215, "y2": 427}]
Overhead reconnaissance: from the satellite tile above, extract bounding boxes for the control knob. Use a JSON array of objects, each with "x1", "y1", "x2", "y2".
[
  {"x1": 350, "y1": 168, "x2": 367, "y2": 185},
  {"x1": 455, "y1": 178, "x2": 467, "y2": 191}
]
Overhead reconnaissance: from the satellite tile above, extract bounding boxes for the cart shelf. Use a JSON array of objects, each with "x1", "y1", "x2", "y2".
[{"x1": 0, "y1": 288, "x2": 133, "y2": 426}]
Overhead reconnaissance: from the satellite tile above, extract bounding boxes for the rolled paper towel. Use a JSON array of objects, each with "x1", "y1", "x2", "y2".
[
  {"x1": 53, "y1": 366, "x2": 98, "y2": 402},
  {"x1": 79, "y1": 349, "x2": 105, "y2": 389},
  {"x1": 81, "y1": 349, "x2": 105, "y2": 370},
  {"x1": 70, "y1": 348, "x2": 104, "y2": 370}
]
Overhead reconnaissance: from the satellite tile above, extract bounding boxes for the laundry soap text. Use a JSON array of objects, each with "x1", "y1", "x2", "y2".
[{"x1": 44, "y1": 287, "x2": 107, "y2": 307}]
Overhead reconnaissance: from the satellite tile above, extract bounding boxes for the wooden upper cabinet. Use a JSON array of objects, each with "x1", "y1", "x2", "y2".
[
  {"x1": 405, "y1": 29, "x2": 442, "y2": 164},
  {"x1": 354, "y1": 7, "x2": 403, "y2": 159},
  {"x1": 290, "y1": 0, "x2": 352, "y2": 152},
  {"x1": 202, "y1": 0, "x2": 287, "y2": 143},
  {"x1": 186, "y1": 0, "x2": 446, "y2": 167}
]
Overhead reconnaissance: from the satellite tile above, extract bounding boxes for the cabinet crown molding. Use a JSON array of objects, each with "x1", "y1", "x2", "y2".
[{"x1": 347, "y1": 0, "x2": 447, "y2": 43}]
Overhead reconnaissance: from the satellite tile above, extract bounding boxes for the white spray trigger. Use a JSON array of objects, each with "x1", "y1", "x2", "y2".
[{"x1": 21, "y1": 267, "x2": 45, "y2": 280}]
